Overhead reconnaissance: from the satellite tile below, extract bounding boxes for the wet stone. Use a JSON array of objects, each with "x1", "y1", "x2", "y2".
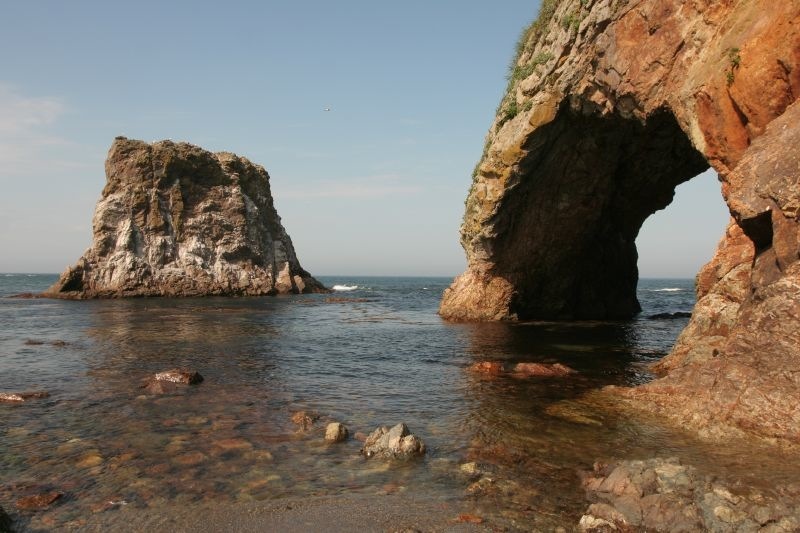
[
  {"x1": 324, "y1": 422, "x2": 349, "y2": 443},
  {"x1": 0, "y1": 391, "x2": 49, "y2": 403},
  {"x1": 16, "y1": 492, "x2": 63, "y2": 511},
  {"x1": 361, "y1": 423, "x2": 426, "y2": 459},
  {"x1": 153, "y1": 369, "x2": 204, "y2": 384}
]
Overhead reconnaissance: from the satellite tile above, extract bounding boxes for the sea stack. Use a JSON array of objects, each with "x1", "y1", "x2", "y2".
[
  {"x1": 47, "y1": 137, "x2": 326, "y2": 298},
  {"x1": 441, "y1": 0, "x2": 800, "y2": 445}
]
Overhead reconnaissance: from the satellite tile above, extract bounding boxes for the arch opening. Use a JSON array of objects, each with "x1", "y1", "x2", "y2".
[{"x1": 491, "y1": 105, "x2": 710, "y2": 320}]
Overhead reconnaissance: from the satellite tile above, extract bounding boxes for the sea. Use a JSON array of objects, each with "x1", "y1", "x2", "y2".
[{"x1": 0, "y1": 275, "x2": 790, "y2": 530}]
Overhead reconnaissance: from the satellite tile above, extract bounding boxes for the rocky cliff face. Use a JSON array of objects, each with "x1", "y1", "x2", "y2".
[
  {"x1": 47, "y1": 137, "x2": 325, "y2": 298},
  {"x1": 441, "y1": 0, "x2": 800, "y2": 444}
]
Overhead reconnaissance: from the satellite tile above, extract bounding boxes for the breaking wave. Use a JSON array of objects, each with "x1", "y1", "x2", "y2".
[{"x1": 332, "y1": 284, "x2": 358, "y2": 292}]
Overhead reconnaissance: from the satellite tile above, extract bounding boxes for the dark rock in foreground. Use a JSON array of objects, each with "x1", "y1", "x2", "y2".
[
  {"x1": 0, "y1": 505, "x2": 12, "y2": 532},
  {"x1": 45, "y1": 137, "x2": 326, "y2": 299},
  {"x1": 0, "y1": 392, "x2": 49, "y2": 403},
  {"x1": 361, "y1": 423, "x2": 425, "y2": 459}
]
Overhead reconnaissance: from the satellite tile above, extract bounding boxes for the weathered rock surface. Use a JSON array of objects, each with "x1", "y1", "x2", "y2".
[
  {"x1": 440, "y1": 0, "x2": 800, "y2": 444},
  {"x1": 361, "y1": 423, "x2": 426, "y2": 459},
  {"x1": 580, "y1": 458, "x2": 800, "y2": 532},
  {"x1": 46, "y1": 137, "x2": 325, "y2": 298}
]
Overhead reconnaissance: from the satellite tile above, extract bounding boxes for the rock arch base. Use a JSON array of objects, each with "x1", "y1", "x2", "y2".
[{"x1": 441, "y1": 0, "x2": 800, "y2": 444}]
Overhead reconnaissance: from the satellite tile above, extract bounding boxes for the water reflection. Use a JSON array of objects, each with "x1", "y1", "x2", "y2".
[{"x1": 2, "y1": 278, "x2": 799, "y2": 531}]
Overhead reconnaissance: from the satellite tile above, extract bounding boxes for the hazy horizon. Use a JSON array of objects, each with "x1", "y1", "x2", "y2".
[{"x1": 0, "y1": 1, "x2": 729, "y2": 278}]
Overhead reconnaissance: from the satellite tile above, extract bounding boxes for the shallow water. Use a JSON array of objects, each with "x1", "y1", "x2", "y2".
[{"x1": 0, "y1": 275, "x2": 794, "y2": 530}]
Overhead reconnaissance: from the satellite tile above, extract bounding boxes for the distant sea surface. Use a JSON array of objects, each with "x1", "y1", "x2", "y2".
[{"x1": 0, "y1": 275, "x2": 786, "y2": 530}]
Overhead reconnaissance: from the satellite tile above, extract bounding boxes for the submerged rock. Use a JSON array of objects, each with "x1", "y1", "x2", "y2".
[
  {"x1": 15, "y1": 492, "x2": 62, "y2": 511},
  {"x1": 0, "y1": 392, "x2": 49, "y2": 403},
  {"x1": 361, "y1": 423, "x2": 426, "y2": 459},
  {"x1": 467, "y1": 361, "x2": 504, "y2": 375},
  {"x1": 324, "y1": 422, "x2": 349, "y2": 443},
  {"x1": 45, "y1": 137, "x2": 326, "y2": 298}
]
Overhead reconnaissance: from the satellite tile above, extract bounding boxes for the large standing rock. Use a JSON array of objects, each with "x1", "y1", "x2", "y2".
[
  {"x1": 46, "y1": 137, "x2": 326, "y2": 298},
  {"x1": 439, "y1": 0, "x2": 800, "y2": 444}
]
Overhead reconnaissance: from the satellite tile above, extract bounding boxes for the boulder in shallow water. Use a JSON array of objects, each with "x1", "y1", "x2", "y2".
[
  {"x1": 324, "y1": 422, "x2": 349, "y2": 443},
  {"x1": 153, "y1": 369, "x2": 203, "y2": 384},
  {"x1": 141, "y1": 369, "x2": 203, "y2": 394},
  {"x1": 0, "y1": 391, "x2": 49, "y2": 403},
  {"x1": 467, "y1": 361, "x2": 504, "y2": 375},
  {"x1": 361, "y1": 423, "x2": 426, "y2": 459}
]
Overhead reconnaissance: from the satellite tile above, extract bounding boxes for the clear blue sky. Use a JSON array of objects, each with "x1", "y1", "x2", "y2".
[{"x1": 0, "y1": 0, "x2": 729, "y2": 277}]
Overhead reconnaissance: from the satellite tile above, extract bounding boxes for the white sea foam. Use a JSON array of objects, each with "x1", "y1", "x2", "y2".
[
  {"x1": 332, "y1": 284, "x2": 358, "y2": 291},
  {"x1": 652, "y1": 288, "x2": 684, "y2": 292}
]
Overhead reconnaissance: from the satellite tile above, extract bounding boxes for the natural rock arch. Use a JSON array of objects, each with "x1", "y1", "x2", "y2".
[{"x1": 441, "y1": 0, "x2": 800, "y2": 444}]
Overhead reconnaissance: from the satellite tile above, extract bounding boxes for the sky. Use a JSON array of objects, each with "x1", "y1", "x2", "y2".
[{"x1": 0, "y1": 1, "x2": 729, "y2": 277}]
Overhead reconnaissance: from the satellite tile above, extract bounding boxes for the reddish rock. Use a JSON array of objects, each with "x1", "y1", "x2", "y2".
[
  {"x1": 0, "y1": 391, "x2": 49, "y2": 403},
  {"x1": 439, "y1": 0, "x2": 800, "y2": 445},
  {"x1": 467, "y1": 361, "x2": 504, "y2": 375},
  {"x1": 512, "y1": 363, "x2": 576, "y2": 378},
  {"x1": 15, "y1": 492, "x2": 62, "y2": 511}
]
